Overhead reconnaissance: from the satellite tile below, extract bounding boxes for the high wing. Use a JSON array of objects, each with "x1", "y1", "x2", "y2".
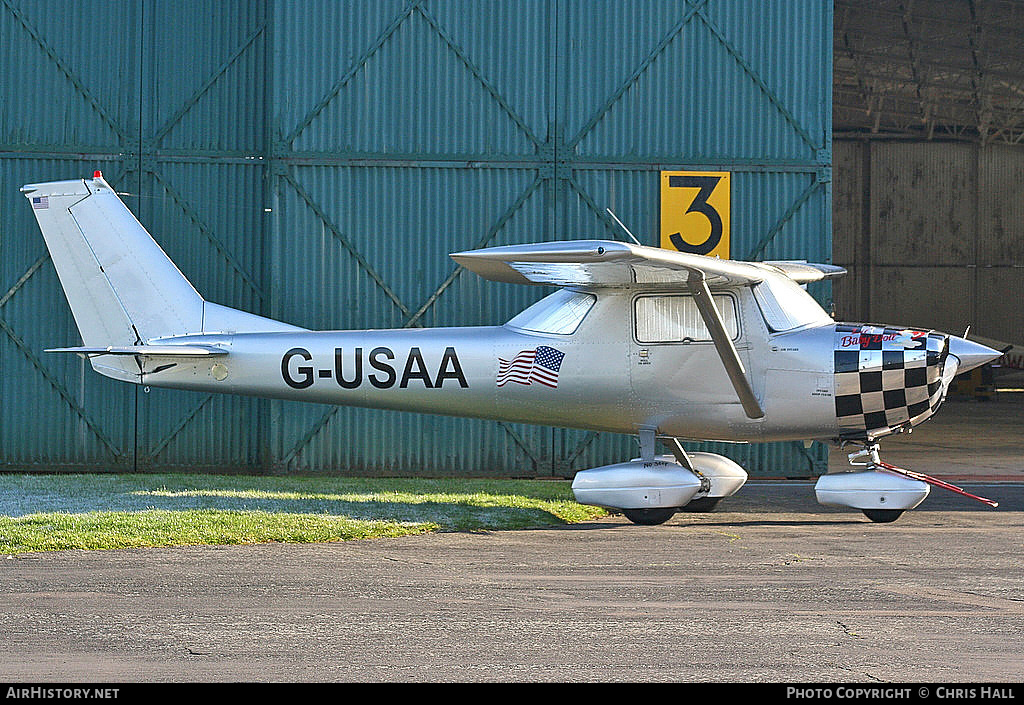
[
  {"x1": 452, "y1": 240, "x2": 845, "y2": 421},
  {"x1": 450, "y1": 240, "x2": 845, "y2": 288}
]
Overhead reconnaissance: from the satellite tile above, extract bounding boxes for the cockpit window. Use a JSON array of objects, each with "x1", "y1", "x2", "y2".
[
  {"x1": 634, "y1": 293, "x2": 739, "y2": 343},
  {"x1": 505, "y1": 289, "x2": 596, "y2": 335},
  {"x1": 752, "y1": 278, "x2": 832, "y2": 332}
]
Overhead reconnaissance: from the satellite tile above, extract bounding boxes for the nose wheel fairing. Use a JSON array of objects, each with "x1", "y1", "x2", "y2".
[
  {"x1": 816, "y1": 441, "x2": 999, "y2": 521},
  {"x1": 815, "y1": 467, "x2": 931, "y2": 518}
]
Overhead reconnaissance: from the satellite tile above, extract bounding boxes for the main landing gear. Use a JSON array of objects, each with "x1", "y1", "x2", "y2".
[{"x1": 569, "y1": 430, "x2": 749, "y2": 526}]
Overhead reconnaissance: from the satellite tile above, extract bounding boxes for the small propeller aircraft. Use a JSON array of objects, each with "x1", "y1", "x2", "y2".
[{"x1": 22, "y1": 173, "x2": 1001, "y2": 524}]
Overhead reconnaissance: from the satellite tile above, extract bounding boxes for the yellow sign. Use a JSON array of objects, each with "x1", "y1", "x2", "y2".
[{"x1": 660, "y1": 171, "x2": 730, "y2": 258}]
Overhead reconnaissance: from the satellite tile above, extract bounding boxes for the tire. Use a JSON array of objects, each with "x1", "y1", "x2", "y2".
[
  {"x1": 622, "y1": 507, "x2": 677, "y2": 525},
  {"x1": 679, "y1": 497, "x2": 721, "y2": 513},
  {"x1": 862, "y1": 509, "x2": 904, "y2": 523}
]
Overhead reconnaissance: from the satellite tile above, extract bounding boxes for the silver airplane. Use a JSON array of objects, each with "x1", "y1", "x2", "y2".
[{"x1": 21, "y1": 173, "x2": 1001, "y2": 524}]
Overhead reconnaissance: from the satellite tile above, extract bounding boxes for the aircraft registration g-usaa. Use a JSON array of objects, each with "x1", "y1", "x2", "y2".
[{"x1": 22, "y1": 173, "x2": 1001, "y2": 524}]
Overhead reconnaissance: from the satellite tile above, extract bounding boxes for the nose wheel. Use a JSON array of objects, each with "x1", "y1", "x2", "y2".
[
  {"x1": 861, "y1": 508, "x2": 904, "y2": 523},
  {"x1": 621, "y1": 507, "x2": 677, "y2": 525},
  {"x1": 841, "y1": 442, "x2": 998, "y2": 522}
]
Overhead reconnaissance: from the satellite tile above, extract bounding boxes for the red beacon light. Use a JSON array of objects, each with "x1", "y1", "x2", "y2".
[{"x1": 93, "y1": 170, "x2": 103, "y2": 179}]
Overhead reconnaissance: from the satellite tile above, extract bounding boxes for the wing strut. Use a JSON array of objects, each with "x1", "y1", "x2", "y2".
[{"x1": 687, "y1": 274, "x2": 765, "y2": 419}]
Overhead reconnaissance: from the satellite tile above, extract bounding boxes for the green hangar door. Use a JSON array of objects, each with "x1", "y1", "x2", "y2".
[{"x1": 0, "y1": 1, "x2": 831, "y2": 477}]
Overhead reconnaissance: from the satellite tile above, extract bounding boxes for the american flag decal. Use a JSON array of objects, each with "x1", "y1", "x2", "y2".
[
  {"x1": 497, "y1": 345, "x2": 565, "y2": 388},
  {"x1": 32, "y1": 196, "x2": 48, "y2": 210}
]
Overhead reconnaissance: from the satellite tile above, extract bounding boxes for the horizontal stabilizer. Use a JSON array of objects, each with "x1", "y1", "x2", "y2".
[{"x1": 47, "y1": 345, "x2": 228, "y2": 358}]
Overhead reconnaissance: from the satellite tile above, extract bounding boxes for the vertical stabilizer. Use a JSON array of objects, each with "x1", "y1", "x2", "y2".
[
  {"x1": 24, "y1": 173, "x2": 305, "y2": 382},
  {"x1": 22, "y1": 173, "x2": 204, "y2": 380}
]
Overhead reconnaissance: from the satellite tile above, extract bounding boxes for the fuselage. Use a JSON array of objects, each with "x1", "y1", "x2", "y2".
[{"x1": 137, "y1": 285, "x2": 906, "y2": 444}]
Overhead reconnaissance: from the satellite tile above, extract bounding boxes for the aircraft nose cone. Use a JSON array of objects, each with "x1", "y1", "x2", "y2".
[{"x1": 947, "y1": 336, "x2": 1002, "y2": 374}]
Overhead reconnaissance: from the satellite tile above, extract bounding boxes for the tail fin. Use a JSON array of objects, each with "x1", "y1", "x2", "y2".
[{"x1": 22, "y1": 172, "x2": 300, "y2": 381}]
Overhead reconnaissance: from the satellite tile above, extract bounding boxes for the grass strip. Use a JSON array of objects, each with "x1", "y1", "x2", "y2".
[{"x1": 0, "y1": 474, "x2": 607, "y2": 554}]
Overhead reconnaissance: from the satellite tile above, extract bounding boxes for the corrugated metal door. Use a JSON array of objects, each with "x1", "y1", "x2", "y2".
[
  {"x1": 264, "y1": 0, "x2": 832, "y2": 477},
  {"x1": 132, "y1": 1, "x2": 270, "y2": 471},
  {"x1": 0, "y1": 0, "x2": 831, "y2": 477},
  {"x1": 0, "y1": 0, "x2": 141, "y2": 471},
  {"x1": 264, "y1": 0, "x2": 559, "y2": 476}
]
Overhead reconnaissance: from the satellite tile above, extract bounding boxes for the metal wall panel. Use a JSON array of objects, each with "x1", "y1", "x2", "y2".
[
  {"x1": 564, "y1": 0, "x2": 830, "y2": 163},
  {"x1": 0, "y1": 0, "x2": 141, "y2": 150},
  {"x1": 0, "y1": 0, "x2": 142, "y2": 472},
  {"x1": 1, "y1": 0, "x2": 832, "y2": 477},
  {"x1": 977, "y1": 145, "x2": 1024, "y2": 345},
  {"x1": 830, "y1": 140, "x2": 865, "y2": 321},
  {"x1": 979, "y1": 144, "x2": 1024, "y2": 267},
  {"x1": 143, "y1": 0, "x2": 267, "y2": 154},
  {"x1": 0, "y1": 154, "x2": 137, "y2": 470},
  {"x1": 273, "y1": 0, "x2": 550, "y2": 158},
  {"x1": 977, "y1": 268, "x2": 1024, "y2": 347},
  {"x1": 271, "y1": 165, "x2": 546, "y2": 330},
  {"x1": 134, "y1": 1, "x2": 269, "y2": 471},
  {"x1": 870, "y1": 141, "x2": 977, "y2": 266},
  {"x1": 833, "y1": 139, "x2": 1024, "y2": 348}
]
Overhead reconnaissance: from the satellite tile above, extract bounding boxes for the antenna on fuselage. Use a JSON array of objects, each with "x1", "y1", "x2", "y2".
[{"x1": 606, "y1": 208, "x2": 643, "y2": 246}]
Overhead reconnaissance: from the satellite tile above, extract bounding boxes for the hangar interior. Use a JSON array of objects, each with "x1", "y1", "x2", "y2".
[{"x1": 832, "y1": 0, "x2": 1024, "y2": 358}]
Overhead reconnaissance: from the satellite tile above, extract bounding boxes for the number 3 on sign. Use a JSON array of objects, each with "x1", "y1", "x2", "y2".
[{"x1": 660, "y1": 171, "x2": 730, "y2": 258}]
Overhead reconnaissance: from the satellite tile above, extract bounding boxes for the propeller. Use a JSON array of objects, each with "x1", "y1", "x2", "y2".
[{"x1": 937, "y1": 348, "x2": 960, "y2": 406}]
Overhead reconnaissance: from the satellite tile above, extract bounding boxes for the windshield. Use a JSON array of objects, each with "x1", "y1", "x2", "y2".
[
  {"x1": 505, "y1": 289, "x2": 596, "y2": 335},
  {"x1": 752, "y1": 278, "x2": 833, "y2": 332}
]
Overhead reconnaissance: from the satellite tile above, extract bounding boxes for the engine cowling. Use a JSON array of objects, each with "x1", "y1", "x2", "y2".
[{"x1": 833, "y1": 324, "x2": 953, "y2": 441}]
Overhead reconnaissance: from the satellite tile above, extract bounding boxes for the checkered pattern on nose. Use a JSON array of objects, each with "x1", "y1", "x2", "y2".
[{"x1": 833, "y1": 324, "x2": 948, "y2": 439}]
